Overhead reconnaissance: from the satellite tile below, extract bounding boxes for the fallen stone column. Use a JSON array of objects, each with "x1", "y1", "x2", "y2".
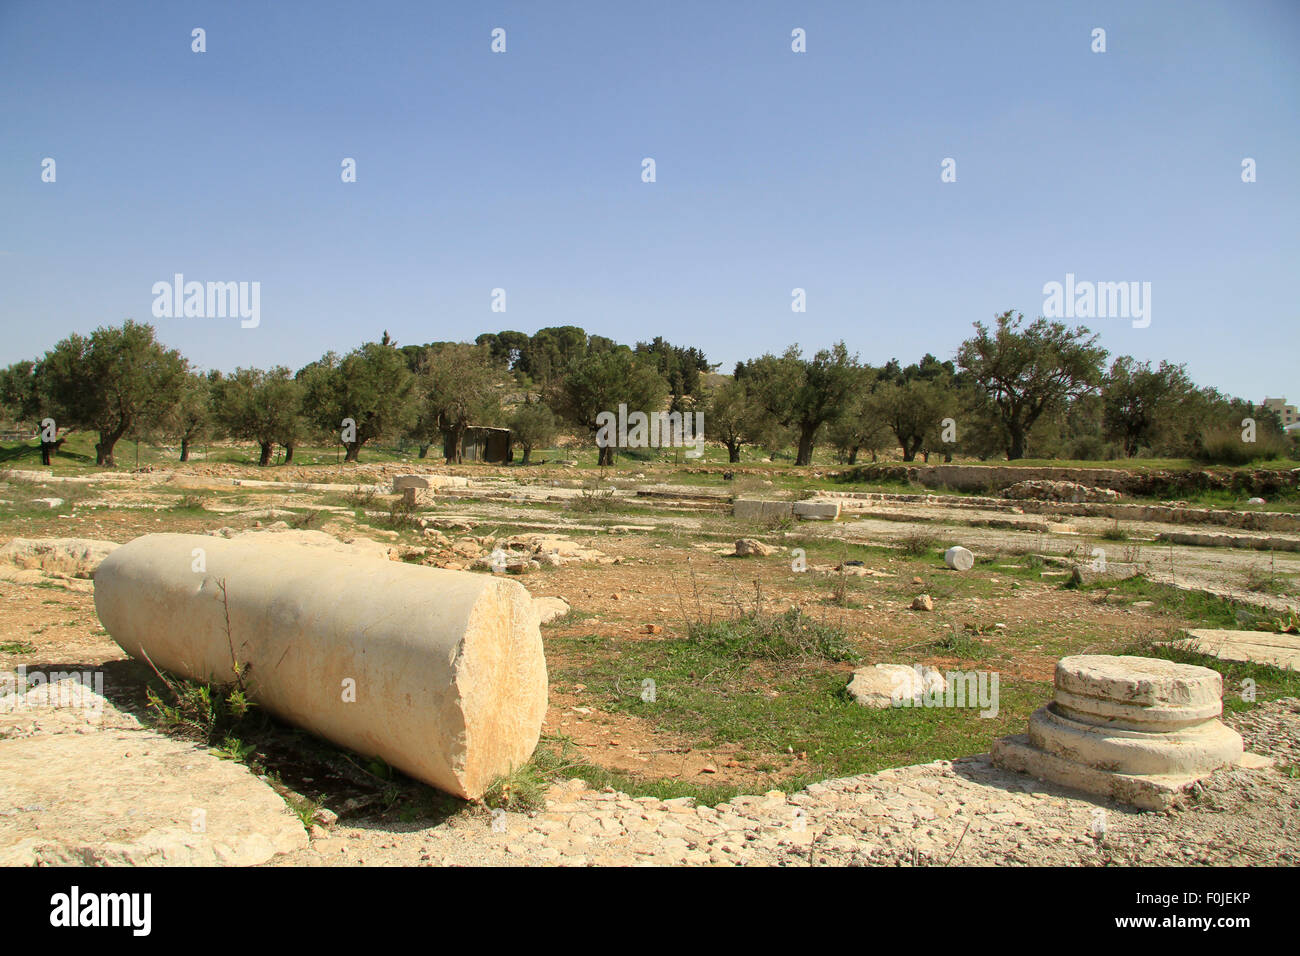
[
  {"x1": 93, "y1": 533, "x2": 547, "y2": 800},
  {"x1": 944, "y1": 546, "x2": 974, "y2": 571}
]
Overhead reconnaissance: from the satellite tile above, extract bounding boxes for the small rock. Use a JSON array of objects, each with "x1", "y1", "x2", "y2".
[
  {"x1": 847, "y1": 664, "x2": 947, "y2": 708},
  {"x1": 734, "y1": 538, "x2": 778, "y2": 557},
  {"x1": 533, "y1": 596, "x2": 571, "y2": 624},
  {"x1": 911, "y1": 594, "x2": 934, "y2": 612},
  {"x1": 311, "y1": 806, "x2": 338, "y2": 827}
]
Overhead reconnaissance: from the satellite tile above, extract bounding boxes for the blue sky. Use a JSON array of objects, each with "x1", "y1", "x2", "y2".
[{"x1": 2, "y1": 0, "x2": 1297, "y2": 401}]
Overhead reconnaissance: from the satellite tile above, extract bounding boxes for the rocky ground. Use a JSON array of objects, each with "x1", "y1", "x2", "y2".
[
  {"x1": 2, "y1": 462, "x2": 1298, "y2": 867},
  {"x1": 272, "y1": 698, "x2": 1300, "y2": 867},
  {"x1": 12, "y1": 679, "x2": 1289, "y2": 867}
]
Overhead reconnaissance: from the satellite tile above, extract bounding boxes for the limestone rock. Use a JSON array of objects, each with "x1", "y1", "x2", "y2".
[
  {"x1": 910, "y1": 594, "x2": 934, "y2": 611},
  {"x1": 734, "y1": 538, "x2": 778, "y2": 557},
  {"x1": 533, "y1": 597, "x2": 571, "y2": 624},
  {"x1": 0, "y1": 678, "x2": 307, "y2": 866},
  {"x1": 733, "y1": 499, "x2": 794, "y2": 521},
  {"x1": 498, "y1": 533, "x2": 609, "y2": 567},
  {"x1": 1173, "y1": 628, "x2": 1300, "y2": 672},
  {"x1": 392, "y1": 474, "x2": 469, "y2": 492},
  {"x1": 0, "y1": 537, "x2": 119, "y2": 578},
  {"x1": 94, "y1": 532, "x2": 548, "y2": 800},
  {"x1": 944, "y1": 546, "x2": 974, "y2": 571},
  {"x1": 792, "y1": 500, "x2": 840, "y2": 520},
  {"x1": 993, "y1": 654, "x2": 1250, "y2": 810},
  {"x1": 1068, "y1": 562, "x2": 1141, "y2": 586},
  {"x1": 847, "y1": 664, "x2": 947, "y2": 709},
  {"x1": 1001, "y1": 480, "x2": 1120, "y2": 503}
]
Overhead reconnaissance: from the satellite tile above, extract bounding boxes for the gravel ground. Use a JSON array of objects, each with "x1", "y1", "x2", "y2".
[{"x1": 271, "y1": 698, "x2": 1300, "y2": 868}]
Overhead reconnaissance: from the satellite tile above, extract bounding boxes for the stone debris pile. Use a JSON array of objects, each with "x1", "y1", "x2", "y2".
[{"x1": 1001, "y1": 480, "x2": 1121, "y2": 503}]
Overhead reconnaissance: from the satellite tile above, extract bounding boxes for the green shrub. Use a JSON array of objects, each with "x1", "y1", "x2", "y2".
[
  {"x1": 687, "y1": 606, "x2": 858, "y2": 664},
  {"x1": 1196, "y1": 425, "x2": 1287, "y2": 464}
]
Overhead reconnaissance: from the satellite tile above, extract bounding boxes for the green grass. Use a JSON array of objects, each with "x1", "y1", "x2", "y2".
[
  {"x1": 1099, "y1": 519, "x2": 1128, "y2": 541},
  {"x1": 0, "y1": 431, "x2": 419, "y2": 475},
  {"x1": 281, "y1": 792, "x2": 324, "y2": 829},
  {"x1": 1067, "y1": 574, "x2": 1252, "y2": 628},
  {"x1": 547, "y1": 606, "x2": 1042, "y2": 804},
  {"x1": 1130, "y1": 643, "x2": 1300, "y2": 713},
  {"x1": 489, "y1": 734, "x2": 751, "y2": 807},
  {"x1": 928, "y1": 625, "x2": 997, "y2": 660},
  {"x1": 145, "y1": 673, "x2": 259, "y2": 743},
  {"x1": 686, "y1": 606, "x2": 859, "y2": 663}
]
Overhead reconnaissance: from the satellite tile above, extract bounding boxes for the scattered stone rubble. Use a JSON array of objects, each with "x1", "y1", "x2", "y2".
[
  {"x1": 1002, "y1": 480, "x2": 1121, "y2": 503},
  {"x1": 734, "y1": 538, "x2": 779, "y2": 557},
  {"x1": 0, "y1": 537, "x2": 120, "y2": 592},
  {"x1": 468, "y1": 533, "x2": 615, "y2": 573}
]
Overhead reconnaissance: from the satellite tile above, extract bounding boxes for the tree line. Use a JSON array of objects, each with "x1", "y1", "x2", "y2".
[{"x1": 0, "y1": 312, "x2": 1293, "y2": 468}]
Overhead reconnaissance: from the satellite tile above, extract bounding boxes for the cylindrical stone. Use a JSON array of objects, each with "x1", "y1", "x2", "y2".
[
  {"x1": 93, "y1": 533, "x2": 547, "y2": 799},
  {"x1": 1054, "y1": 655, "x2": 1222, "y2": 709},
  {"x1": 1052, "y1": 688, "x2": 1221, "y2": 731},
  {"x1": 1028, "y1": 705, "x2": 1243, "y2": 776},
  {"x1": 944, "y1": 546, "x2": 974, "y2": 571}
]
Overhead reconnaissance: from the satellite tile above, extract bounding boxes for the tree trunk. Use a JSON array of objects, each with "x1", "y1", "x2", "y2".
[
  {"x1": 847, "y1": 446, "x2": 859, "y2": 465},
  {"x1": 521, "y1": 446, "x2": 532, "y2": 465},
  {"x1": 344, "y1": 441, "x2": 362, "y2": 462},
  {"x1": 96, "y1": 431, "x2": 123, "y2": 468},
  {"x1": 795, "y1": 426, "x2": 816, "y2": 466},
  {"x1": 40, "y1": 441, "x2": 57, "y2": 466},
  {"x1": 727, "y1": 440, "x2": 741, "y2": 463},
  {"x1": 1008, "y1": 427, "x2": 1027, "y2": 461},
  {"x1": 180, "y1": 438, "x2": 190, "y2": 462},
  {"x1": 283, "y1": 443, "x2": 294, "y2": 464},
  {"x1": 259, "y1": 442, "x2": 273, "y2": 466},
  {"x1": 598, "y1": 445, "x2": 615, "y2": 467},
  {"x1": 418, "y1": 444, "x2": 430, "y2": 459}
]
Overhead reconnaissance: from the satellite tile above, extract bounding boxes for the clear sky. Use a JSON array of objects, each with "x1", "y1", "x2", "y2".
[{"x1": 2, "y1": 0, "x2": 1297, "y2": 401}]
